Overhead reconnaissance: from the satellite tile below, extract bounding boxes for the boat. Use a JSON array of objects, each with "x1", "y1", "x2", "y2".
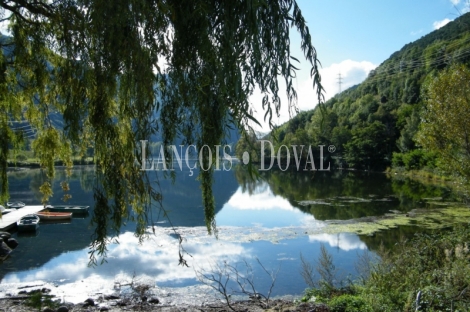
[
  {"x1": 0, "y1": 205, "x2": 14, "y2": 215},
  {"x1": 45, "y1": 205, "x2": 89, "y2": 215},
  {"x1": 7, "y1": 201, "x2": 25, "y2": 209},
  {"x1": 36, "y1": 210, "x2": 72, "y2": 221},
  {"x1": 17, "y1": 214, "x2": 40, "y2": 232}
]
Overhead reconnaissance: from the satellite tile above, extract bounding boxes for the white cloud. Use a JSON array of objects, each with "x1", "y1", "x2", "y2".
[
  {"x1": 450, "y1": 0, "x2": 460, "y2": 5},
  {"x1": 433, "y1": 18, "x2": 452, "y2": 30},
  {"x1": 297, "y1": 59, "x2": 376, "y2": 110},
  {"x1": 248, "y1": 59, "x2": 376, "y2": 132}
]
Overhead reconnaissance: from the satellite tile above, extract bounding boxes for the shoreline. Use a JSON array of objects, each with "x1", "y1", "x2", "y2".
[{"x1": 0, "y1": 282, "x2": 319, "y2": 312}]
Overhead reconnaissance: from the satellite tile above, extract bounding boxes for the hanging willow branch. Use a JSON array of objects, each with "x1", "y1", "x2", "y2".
[{"x1": 0, "y1": 0, "x2": 323, "y2": 261}]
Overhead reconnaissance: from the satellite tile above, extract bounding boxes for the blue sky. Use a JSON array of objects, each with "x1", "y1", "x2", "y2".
[
  {"x1": 0, "y1": 1, "x2": 466, "y2": 132},
  {"x1": 251, "y1": 0, "x2": 470, "y2": 131}
]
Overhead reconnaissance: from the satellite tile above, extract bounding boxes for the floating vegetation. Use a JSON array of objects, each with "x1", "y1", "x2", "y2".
[
  {"x1": 372, "y1": 198, "x2": 394, "y2": 202},
  {"x1": 298, "y1": 200, "x2": 333, "y2": 206},
  {"x1": 327, "y1": 206, "x2": 470, "y2": 235},
  {"x1": 298, "y1": 196, "x2": 395, "y2": 207},
  {"x1": 425, "y1": 201, "x2": 455, "y2": 207},
  {"x1": 334, "y1": 196, "x2": 374, "y2": 203},
  {"x1": 152, "y1": 206, "x2": 470, "y2": 244},
  {"x1": 422, "y1": 197, "x2": 443, "y2": 201}
]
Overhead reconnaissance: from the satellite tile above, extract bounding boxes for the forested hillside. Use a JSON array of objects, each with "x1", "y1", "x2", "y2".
[{"x1": 238, "y1": 12, "x2": 470, "y2": 171}]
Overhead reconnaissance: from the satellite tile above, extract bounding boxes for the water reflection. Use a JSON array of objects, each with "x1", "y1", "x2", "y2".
[
  {"x1": 234, "y1": 167, "x2": 459, "y2": 221},
  {"x1": 1, "y1": 230, "x2": 370, "y2": 302},
  {"x1": 216, "y1": 183, "x2": 313, "y2": 227},
  {"x1": 2, "y1": 231, "x2": 247, "y2": 285},
  {"x1": 0, "y1": 165, "x2": 460, "y2": 302},
  {"x1": 309, "y1": 233, "x2": 367, "y2": 252}
]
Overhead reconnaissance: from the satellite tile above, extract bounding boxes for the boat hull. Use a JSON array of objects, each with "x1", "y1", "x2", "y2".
[
  {"x1": 36, "y1": 211, "x2": 73, "y2": 220},
  {"x1": 45, "y1": 205, "x2": 89, "y2": 215},
  {"x1": 17, "y1": 214, "x2": 40, "y2": 232},
  {"x1": 7, "y1": 201, "x2": 25, "y2": 209}
]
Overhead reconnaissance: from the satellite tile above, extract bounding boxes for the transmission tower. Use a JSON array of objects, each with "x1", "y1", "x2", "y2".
[{"x1": 337, "y1": 73, "x2": 343, "y2": 94}]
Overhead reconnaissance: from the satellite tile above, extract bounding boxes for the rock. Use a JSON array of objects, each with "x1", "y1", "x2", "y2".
[
  {"x1": 0, "y1": 231, "x2": 11, "y2": 242},
  {"x1": 249, "y1": 294, "x2": 261, "y2": 300},
  {"x1": 99, "y1": 307, "x2": 109, "y2": 311},
  {"x1": 84, "y1": 298, "x2": 95, "y2": 306},
  {"x1": 57, "y1": 306, "x2": 69, "y2": 312},
  {"x1": 6, "y1": 238, "x2": 18, "y2": 249},
  {"x1": 141, "y1": 296, "x2": 147, "y2": 302},
  {"x1": 0, "y1": 241, "x2": 11, "y2": 256},
  {"x1": 41, "y1": 288, "x2": 51, "y2": 293},
  {"x1": 104, "y1": 295, "x2": 120, "y2": 300},
  {"x1": 42, "y1": 307, "x2": 54, "y2": 312},
  {"x1": 148, "y1": 297, "x2": 160, "y2": 304}
]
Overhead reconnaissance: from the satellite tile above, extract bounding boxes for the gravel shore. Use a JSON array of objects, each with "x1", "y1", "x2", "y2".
[{"x1": 1, "y1": 297, "x2": 328, "y2": 312}]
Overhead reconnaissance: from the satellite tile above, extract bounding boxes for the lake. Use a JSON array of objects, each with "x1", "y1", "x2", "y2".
[{"x1": 0, "y1": 165, "x2": 461, "y2": 304}]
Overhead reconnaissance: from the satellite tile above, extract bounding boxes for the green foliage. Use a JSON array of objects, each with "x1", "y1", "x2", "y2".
[
  {"x1": 316, "y1": 244, "x2": 337, "y2": 290},
  {"x1": 25, "y1": 291, "x2": 59, "y2": 311},
  {"x1": 301, "y1": 226, "x2": 470, "y2": 311},
  {"x1": 268, "y1": 12, "x2": 470, "y2": 171},
  {"x1": 392, "y1": 149, "x2": 437, "y2": 170},
  {"x1": 328, "y1": 294, "x2": 371, "y2": 312},
  {"x1": 397, "y1": 105, "x2": 421, "y2": 152},
  {"x1": 300, "y1": 244, "x2": 372, "y2": 311},
  {"x1": 0, "y1": 0, "x2": 323, "y2": 261},
  {"x1": 236, "y1": 129, "x2": 262, "y2": 163},
  {"x1": 362, "y1": 226, "x2": 470, "y2": 311},
  {"x1": 417, "y1": 64, "x2": 470, "y2": 178},
  {"x1": 391, "y1": 152, "x2": 405, "y2": 167},
  {"x1": 344, "y1": 121, "x2": 390, "y2": 170}
]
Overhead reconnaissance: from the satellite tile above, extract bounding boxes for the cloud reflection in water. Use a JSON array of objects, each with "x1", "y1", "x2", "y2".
[
  {"x1": 2, "y1": 231, "x2": 248, "y2": 294},
  {"x1": 309, "y1": 233, "x2": 367, "y2": 251},
  {"x1": 217, "y1": 184, "x2": 317, "y2": 228}
]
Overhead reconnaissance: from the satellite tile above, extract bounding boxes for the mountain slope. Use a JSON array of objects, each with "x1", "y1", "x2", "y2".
[{"x1": 262, "y1": 12, "x2": 470, "y2": 170}]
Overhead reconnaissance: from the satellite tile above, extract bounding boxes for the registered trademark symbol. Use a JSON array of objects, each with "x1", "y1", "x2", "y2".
[{"x1": 328, "y1": 145, "x2": 336, "y2": 153}]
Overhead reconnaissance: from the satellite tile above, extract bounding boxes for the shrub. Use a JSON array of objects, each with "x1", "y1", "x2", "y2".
[
  {"x1": 328, "y1": 294, "x2": 371, "y2": 312},
  {"x1": 392, "y1": 149, "x2": 437, "y2": 170},
  {"x1": 363, "y1": 226, "x2": 470, "y2": 311},
  {"x1": 392, "y1": 152, "x2": 404, "y2": 167}
]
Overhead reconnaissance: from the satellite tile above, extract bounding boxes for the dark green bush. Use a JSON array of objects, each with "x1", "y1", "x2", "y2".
[
  {"x1": 392, "y1": 152, "x2": 404, "y2": 167},
  {"x1": 328, "y1": 294, "x2": 371, "y2": 312},
  {"x1": 392, "y1": 149, "x2": 437, "y2": 170}
]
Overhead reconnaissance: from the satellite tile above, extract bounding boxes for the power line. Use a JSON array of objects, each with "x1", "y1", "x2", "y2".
[{"x1": 363, "y1": 46, "x2": 470, "y2": 85}]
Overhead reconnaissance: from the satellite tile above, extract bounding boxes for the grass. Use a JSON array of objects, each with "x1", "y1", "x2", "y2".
[
  {"x1": 25, "y1": 290, "x2": 60, "y2": 311},
  {"x1": 301, "y1": 225, "x2": 470, "y2": 311}
]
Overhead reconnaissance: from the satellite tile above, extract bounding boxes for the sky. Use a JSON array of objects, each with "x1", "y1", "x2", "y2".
[
  {"x1": 1, "y1": 1, "x2": 468, "y2": 132},
  {"x1": 251, "y1": 0, "x2": 470, "y2": 132}
]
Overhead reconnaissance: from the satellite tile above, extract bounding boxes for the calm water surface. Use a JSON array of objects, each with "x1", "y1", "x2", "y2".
[{"x1": 0, "y1": 166, "x2": 459, "y2": 303}]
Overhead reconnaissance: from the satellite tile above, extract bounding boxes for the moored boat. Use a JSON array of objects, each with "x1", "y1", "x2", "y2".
[
  {"x1": 7, "y1": 201, "x2": 25, "y2": 209},
  {"x1": 36, "y1": 210, "x2": 72, "y2": 221},
  {"x1": 0, "y1": 205, "x2": 14, "y2": 215},
  {"x1": 45, "y1": 205, "x2": 89, "y2": 215},
  {"x1": 17, "y1": 214, "x2": 40, "y2": 232}
]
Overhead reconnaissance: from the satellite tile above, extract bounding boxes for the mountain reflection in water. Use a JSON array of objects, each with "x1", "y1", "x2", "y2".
[{"x1": 0, "y1": 166, "x2": 459, "y2": 303}]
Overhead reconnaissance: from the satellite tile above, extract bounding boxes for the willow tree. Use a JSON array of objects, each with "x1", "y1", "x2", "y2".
[{"x1": 0, "y1": 0, "x2": 323, "y2": 263}]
